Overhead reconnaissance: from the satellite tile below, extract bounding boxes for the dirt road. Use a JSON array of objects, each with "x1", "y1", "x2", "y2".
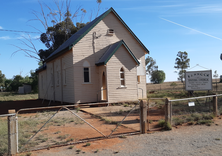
[{"x1": 28, "y1": 117, "x2": 222, "y2": 156}]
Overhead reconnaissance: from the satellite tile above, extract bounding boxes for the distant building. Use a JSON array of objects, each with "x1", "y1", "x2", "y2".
[{"x1": 18, "y1": 84, "x2": 32, "y2": 94}]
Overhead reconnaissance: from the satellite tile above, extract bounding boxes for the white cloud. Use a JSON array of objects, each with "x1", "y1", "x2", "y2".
[
  {"x1": 189, "y1": 5, "x2": 222, "y2": 14},
  {"x1": 0, "y1": 34, "x2": 39, "y2": 40},
  {"x1": 0, "y1": 36, "x2": 11, "y2": 40},
  {"x1": 160, "y1": 18, "x2": 222, "y2": 41},
  {"x1": 0, "y1": 26, "x2": 3, "y2": 29}
]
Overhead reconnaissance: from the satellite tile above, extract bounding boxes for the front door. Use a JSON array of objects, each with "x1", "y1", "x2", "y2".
[{"x1": 102, "y1": 72, "x2": 107, "y2": 101}]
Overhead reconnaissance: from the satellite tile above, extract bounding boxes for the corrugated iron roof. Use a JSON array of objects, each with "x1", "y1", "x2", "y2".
[{"x1": 45, "y1": 7, "x2": 149, "y2": 62}]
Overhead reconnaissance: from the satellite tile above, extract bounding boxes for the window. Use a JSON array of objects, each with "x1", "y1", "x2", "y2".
[
  {"x1": 84, "y1": 67, "x2": 90, "y2": 83},
  {"x1": 83, "y1": 61, "x2": 91, "y2": 83},
  {"x1": 120, "y1": 67, "x2": 125, "y2": 87}
]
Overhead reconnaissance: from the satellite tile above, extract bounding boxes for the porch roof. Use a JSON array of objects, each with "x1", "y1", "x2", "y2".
[{"x1": 95, "y1": 40, "x2": 140, "y2": 66}]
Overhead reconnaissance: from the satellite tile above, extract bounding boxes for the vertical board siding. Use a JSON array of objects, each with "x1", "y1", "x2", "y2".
[
  {"x1": 62, "y1": 51, "x2": 75, "y2": 103},
  {"x1": 42, "y1": 50, "x2": 75, "y2": 103},
  {"x1": 107, "y1": 46, "x2": 138, "y2": 102},
  {"x1": 38, "y1": 70, "x2": 47, "y2": 99}
]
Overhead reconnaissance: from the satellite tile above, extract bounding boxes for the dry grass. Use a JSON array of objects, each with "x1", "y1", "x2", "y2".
[
  {"x1": 0, "y1": 92, "x2": 38, "y2": 101},
  {"x1": 147, "y1": 79, "x2": 222, "y2": 91}
]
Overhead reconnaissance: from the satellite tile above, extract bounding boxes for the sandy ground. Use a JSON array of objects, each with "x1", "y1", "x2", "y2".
[{"x1": 21, "y1": 116, "x2": 222, "y2": 156}]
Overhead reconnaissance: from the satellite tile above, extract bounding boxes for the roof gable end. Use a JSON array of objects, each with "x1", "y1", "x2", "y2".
[
  {"x1": 45, "y1": 7, "x2": 149, "y2": 62},
  {"x1": 96, "y1": 40, "x2": 140, "y2": 66}
]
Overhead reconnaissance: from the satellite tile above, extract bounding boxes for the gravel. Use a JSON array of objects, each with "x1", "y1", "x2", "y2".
[{"x1": 31, "y1": 118, "x2": 222, "y2": 156}]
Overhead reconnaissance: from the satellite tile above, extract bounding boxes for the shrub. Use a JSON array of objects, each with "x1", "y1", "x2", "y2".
[
  {"x1": 158, "y1": 119, "x2": 165, "y2": 127},
  {"x1": 172, "y1": 117, "x2": 184, "y2": 126},
  {"x1": 196, "y1": 120, "x2": 213, "y2": 125},
  {"x1": 202, "y1": 113, "x2": 214, "y2": 120},
  {"x1": 191, "y1": 113, "x2": 202, "y2": 121},
  {"x1": 164, "y1": 121, "x2": 172, "y2": 130},
  {"x1": 68, "y1": 146, "x2": 74, "y2": 149}
]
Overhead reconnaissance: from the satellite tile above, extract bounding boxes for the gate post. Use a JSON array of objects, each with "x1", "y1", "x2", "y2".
[
  {"x1": 213, "y1": 95, "x2": 218, "y2": 116},
  {"x1": 140, "y1": 100, "x2": 147, "y2": 134},
  {"x1": 165, "y1": 98, "x2": 172, "y2": 125},
  {"x1": 8, "y1": 110, "x2": 18, "y2": 155}
]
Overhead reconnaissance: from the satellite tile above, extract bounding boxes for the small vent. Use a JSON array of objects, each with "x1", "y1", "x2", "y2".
[{"x1": 107, "y1": 29, "x2": 114, "y2": 36}]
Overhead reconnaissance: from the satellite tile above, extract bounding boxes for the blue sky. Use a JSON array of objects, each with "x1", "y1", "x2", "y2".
[{"x1": 1, "y1": 0, "x2": 222, "y2": 82}]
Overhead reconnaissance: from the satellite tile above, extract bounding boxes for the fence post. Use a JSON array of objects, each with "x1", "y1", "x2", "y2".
[
  {"x1": 140, "y1": 100, "x2": 147, "y2": 134},
  {"x1": 8, "y1": 110, "x2": 18, "y2": 155},
  {"x1": 165, "y1": 98, "x2": 172, "y2": 125},
  {"x1": 213, "y1": 95, "x2": 218, "y2": 116}
]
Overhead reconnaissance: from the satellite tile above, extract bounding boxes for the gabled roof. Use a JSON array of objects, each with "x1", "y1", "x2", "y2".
[
  {"x1": 36, "y1": 63, "x2": 47, "y2": 73},
  {"x1": 96, "y1": 40, "x2": 140, "y2": 66},
  {"x1": 45, "y1": 7, "x2": 149, "y2": 62}
]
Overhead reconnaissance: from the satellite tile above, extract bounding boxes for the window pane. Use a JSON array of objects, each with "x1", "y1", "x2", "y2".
[
  {"x1": 84, "y1": 68, "x2": 89, "y2": 82},
  {"x1": 121, "y1": 80, "x2": 125, "y2": 86},
  {"x1": 120, "y1": 73, "x2": 124, "y2": 79}
]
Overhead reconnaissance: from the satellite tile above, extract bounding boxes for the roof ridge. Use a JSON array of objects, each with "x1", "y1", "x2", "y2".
[{"x1": 45, "y1": 7, "x2": 149, "y2": 62}]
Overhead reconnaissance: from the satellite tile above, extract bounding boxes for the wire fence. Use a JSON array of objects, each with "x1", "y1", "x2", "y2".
[
  {"x1": 147, "y1": 98, "x2": 165, "y2": 131},
  {"x1": 0, "y1": 115, "x2": 8, "y2": 156},
  {"x1": 15, "y1": 102, "x2": 141, "y2": 153},
  {"x1": 169, "y1": 95, "x2": 222, "y2": 126}
]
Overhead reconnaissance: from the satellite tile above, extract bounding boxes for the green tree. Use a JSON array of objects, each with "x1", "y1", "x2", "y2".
[
  {"x1": 10, "y1": 75, "x2": 24, "y2": 92},
  {"x1": 38, "y1": 11, "x2": 87, "y2": 60},
  {"x1": 0, "y1": 70, "x2": 5, "y2": 91},
  {"x1": 145, "y1": 56, "x2": 158, "y2": 76},
  {"x1": 150, "y1": 70, "x2": 166, "y2": 84},
  {"x1": 13, "y1": 0, "x2": 102, "y2": 62},
  {"x1": 174, "y1": 51, "x2": 190, "y2": 83},
  {"x1": 4, "y1": 79, "x2": 12, "y2": 91},
  {"x1": 30, "y1": 70, "x2": 38, "y2": 93},
  {"x1": 170, "y1": 82, "x2": 177, "y2": 89},
  {"x1": 213, "y1": 70, "x2": 219, "y2": 92}
]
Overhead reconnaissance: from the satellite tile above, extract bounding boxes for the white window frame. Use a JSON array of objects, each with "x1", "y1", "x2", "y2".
[
  {"x1": 83, "y1": 61, "x2": 91, "y2": 84},
  {"x1": 120, "y1": 67, "x2": 125, "y2": 87}
]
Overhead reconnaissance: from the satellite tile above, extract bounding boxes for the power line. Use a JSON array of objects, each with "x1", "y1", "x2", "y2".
[{"x1": 0, "y1": 29, "x2": 41, "y2": 34}]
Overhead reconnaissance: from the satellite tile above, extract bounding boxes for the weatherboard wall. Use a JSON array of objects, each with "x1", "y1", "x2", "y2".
[
  {"x1": 38, "y1": 70, "x2": 47, "y2": 99},
  {"x1": 39, "y1": 9, "x2": 147, "y2": 103},
  {"x1": 71, "y1": 11, "x2": 147, "y2": 103},
  {"x1": 106, "y1": 45, "x2": 138, "y2": 102},
  {"x1": 38, "y1": 50, "x2": 75, "y2": 103}
]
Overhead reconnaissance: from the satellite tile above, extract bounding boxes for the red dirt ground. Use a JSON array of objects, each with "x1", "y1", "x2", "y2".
[{"x1": 1, "y1": 99, "x2": 165, "y2": 155}]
